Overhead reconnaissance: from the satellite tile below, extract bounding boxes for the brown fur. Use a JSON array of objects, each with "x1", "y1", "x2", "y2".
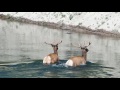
[
  {"x1": 48, "y1": 53, "x2": 59, "y2": 63},
  {"x1": 70, "y1": 56, "x2": 86, "y2": 67}
]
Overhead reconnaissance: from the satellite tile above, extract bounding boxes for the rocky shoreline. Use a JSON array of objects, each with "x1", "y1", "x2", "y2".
[{"x1": 0, "y1": 14, "x2": 120, "y2": 38}]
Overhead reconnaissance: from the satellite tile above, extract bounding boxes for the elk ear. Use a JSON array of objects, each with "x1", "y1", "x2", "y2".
[
  {"x1": 51, "y1": 45, "x2": 54, "y2": 47},
  {"x1": 81, "y1": 47, "x2": 84, "y2": 49},
  {"x1": 85, "y1": 49, "x2": 89, "y2": 52}
]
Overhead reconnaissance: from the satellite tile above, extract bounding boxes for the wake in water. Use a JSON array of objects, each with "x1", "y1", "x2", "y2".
[
  {"x1": 51, "y1": 60, "x2": 89, "y2": 68},
  {"x1": 52, "y1": 63, "x2": 66, "y2": 67}
]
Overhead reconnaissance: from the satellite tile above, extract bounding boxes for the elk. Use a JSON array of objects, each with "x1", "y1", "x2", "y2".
[
  {"x1": 43, "y1": 40, "x2": 62, "y2": 65},
  {"x1": 65, "y1": 42, "x2": 91, "y2": 67}
]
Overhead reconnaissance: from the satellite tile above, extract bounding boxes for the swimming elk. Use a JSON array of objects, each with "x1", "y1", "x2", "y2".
[
  {"x1": 43, "y1": 40, "x2": 62, "y2": 64},
  {"x1": 65, "y1": 42, "x2": 91, "y2": 67}
]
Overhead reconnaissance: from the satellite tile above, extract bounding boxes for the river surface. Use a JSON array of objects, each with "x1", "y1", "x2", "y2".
[{"x1": 0, "y1": 19, "x2": 120, "y2": 78}]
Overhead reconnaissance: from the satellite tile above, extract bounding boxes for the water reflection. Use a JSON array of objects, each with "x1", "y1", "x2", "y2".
[{"x1": 0, "y1": 19, "x2": 120, "y2": 78}]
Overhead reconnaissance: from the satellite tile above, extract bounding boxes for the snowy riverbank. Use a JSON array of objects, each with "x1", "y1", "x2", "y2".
[{"x1": 0, "y1": 12, "x2": 120, "y2": 37}]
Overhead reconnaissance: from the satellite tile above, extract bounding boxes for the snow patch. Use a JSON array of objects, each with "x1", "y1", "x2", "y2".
[{"x1": 0, "y1": 12, "x2": 120, "y2": 33}]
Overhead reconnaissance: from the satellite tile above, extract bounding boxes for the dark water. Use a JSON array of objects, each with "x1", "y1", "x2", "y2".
[{"x1": 0, "y1": 19, "x2": 120, "y2": 78}]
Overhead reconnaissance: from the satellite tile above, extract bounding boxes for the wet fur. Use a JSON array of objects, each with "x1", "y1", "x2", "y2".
[
  {"x1": 66, "y1": 56, "x2": 86, "y2": 67},
  {"x1": 43, "y1": 53, "x2": 59, "y2": 64}
]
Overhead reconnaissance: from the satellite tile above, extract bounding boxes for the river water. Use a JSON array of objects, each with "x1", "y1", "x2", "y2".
[{"x1": 0, "y1": 19, "x2": 120, "y2": 78}]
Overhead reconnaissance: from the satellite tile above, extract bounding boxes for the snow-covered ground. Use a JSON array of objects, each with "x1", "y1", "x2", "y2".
[{"x1": 0, "y1": 12, "x2": 120, "y2": 33}]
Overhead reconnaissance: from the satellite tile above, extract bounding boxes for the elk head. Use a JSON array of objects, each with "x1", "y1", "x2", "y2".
[
  {"x1": 45, "y1": 40, "x2": 62, "y2": 54},
  {"x1": 72, "y1": 41, "x2": 91, "y2": 53}
]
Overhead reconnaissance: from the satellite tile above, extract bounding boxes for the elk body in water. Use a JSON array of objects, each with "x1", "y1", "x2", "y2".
[
  {"x1": 43, "y1": 41, "x2": 62, "y2": 65},
  {"x1": 65, "y1": 42, "x2": 91, "y2": 67}
]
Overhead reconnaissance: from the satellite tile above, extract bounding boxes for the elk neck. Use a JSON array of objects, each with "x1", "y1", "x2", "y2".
[
  {"x1": 53, "y1": 48, "x2": 58, "y2": 55},
  {"x1": 54, "y1": 50, "x2": 58, "y2": 54},
  {"x1": 82, "y1": 50, "x2": 87, "y2": 61}
]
